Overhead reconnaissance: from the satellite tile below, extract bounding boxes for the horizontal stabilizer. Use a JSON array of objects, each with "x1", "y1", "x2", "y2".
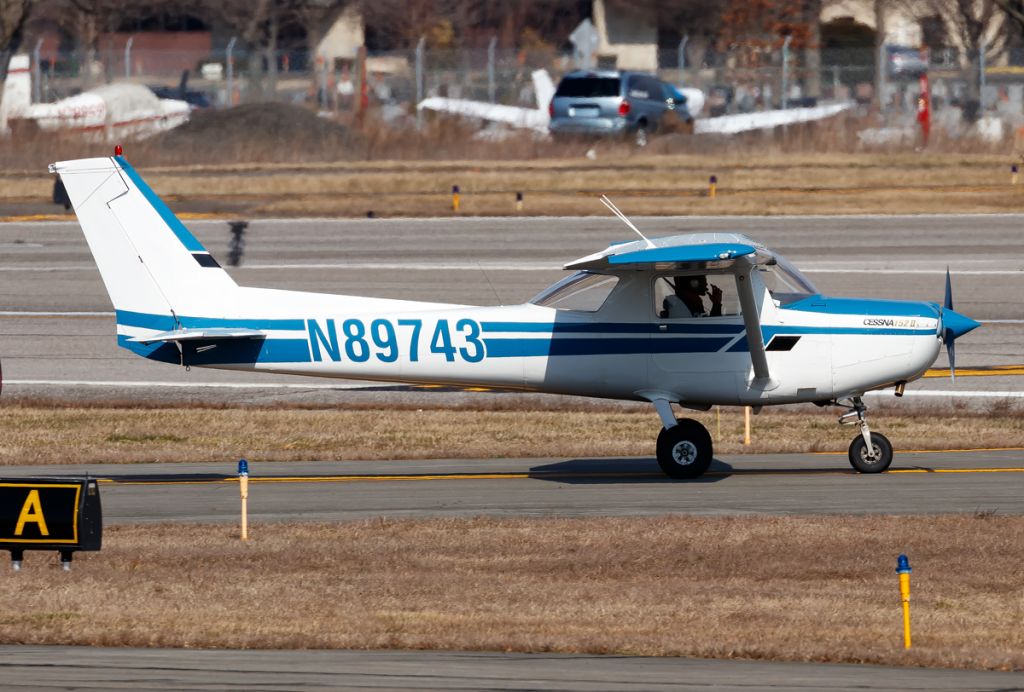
[{"x1": 130, "y1": 327, "x2": 266, "y2": 344}]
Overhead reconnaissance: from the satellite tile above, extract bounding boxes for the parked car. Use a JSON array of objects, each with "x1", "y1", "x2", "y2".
[
  {"x1": 887, "y1": 45, "x2": 929, "y2": 79},
  {"x1": 548, "y1": 70, "x2": 694, "y2": 146}
]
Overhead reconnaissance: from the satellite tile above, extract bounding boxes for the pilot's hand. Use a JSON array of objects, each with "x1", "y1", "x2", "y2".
[{"x1": 709, "y1": 283, "x2": 723, "y2": 305}]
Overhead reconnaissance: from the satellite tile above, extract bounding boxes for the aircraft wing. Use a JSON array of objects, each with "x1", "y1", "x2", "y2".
[
  {"x1": 417, "y1": 97, "x2": 548, "y2": 132},
  {"x1": 565, "y1": 234, "x2": 774, "y2": 272},
  {"x1": 566, "y1": 232, "x2": 775, "y2": 383},
  {"x1": 129, "y1": 327, "x2": 266, "y2": 344},
  {"x1": 695, "y1": 101, "x2": 853, "y2": 135}
]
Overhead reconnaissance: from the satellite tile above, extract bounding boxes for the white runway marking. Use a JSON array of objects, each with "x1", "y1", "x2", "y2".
[
  {"x1": 0, "y1": 310, "x2": 114, "y2": 316},
  {"x1": 0, "y1": 311, "x2": 1019, "y2": 326},
  {"x1": 5, "y1": 264, "x2": 1022, "y2": 275},
  {"x1": 6, "y1": 380, "x2": 1024, "y2": 398},
  {"x1": 801, "y1": 268, "x2": 1023, "y2": 275},
  {"x1": 3, "y1": 380, "x2": 386, "y2": 390}
]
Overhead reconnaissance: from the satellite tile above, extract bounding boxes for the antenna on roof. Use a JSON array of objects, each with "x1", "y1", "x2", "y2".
[{"x1": 600, "y1": 195, "x2": 655, "y2": 249}]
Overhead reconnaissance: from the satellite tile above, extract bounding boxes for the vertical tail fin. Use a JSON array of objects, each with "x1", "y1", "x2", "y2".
[
  {"x1": 49, "y1": 155, "x2": 238, "y2": 326},
  {"x1": 532, "y1": 69, "x2": 555, "y2": 115},
  {"x1": 1, "y1": 54, "x2": 31, "y2": 134}
]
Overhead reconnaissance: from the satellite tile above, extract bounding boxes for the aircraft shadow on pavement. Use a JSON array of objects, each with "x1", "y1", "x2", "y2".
[{"x1": 527, "y1": 458, "x2": 733, "y2": 484}]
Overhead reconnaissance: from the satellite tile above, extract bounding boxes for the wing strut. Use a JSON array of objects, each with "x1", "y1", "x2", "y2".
[{"x1": 734, "y1": 260, "x2": 771, "y2": 383}]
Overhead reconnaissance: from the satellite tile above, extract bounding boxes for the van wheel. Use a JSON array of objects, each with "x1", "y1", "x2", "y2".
[{"x1": 635, "y1": 124, "x2": 648, "y2": 147}]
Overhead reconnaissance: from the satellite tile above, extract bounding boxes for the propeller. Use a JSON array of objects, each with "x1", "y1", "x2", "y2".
[
  {"x1": 943, "y1": 267, "x2": 956, "y2": 380},
  {"x1": 941, "y1": 267, "x2": 981, "y2": 381}
]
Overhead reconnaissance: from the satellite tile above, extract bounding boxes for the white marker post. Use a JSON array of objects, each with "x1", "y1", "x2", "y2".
[{"x1": 238, "y1": 459, "x2": 249, "y2": 541}]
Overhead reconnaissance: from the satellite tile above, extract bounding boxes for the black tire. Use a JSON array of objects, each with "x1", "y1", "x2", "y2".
[
  {"x1": 656, "y1": 418, "x2": 713, "y2": 479},
  {"x1": 848, "y1": 432, "x2": 893, "y2": 473},
  {"x1": 634, "y1": 123, "x2": 649, "y2": 147}
]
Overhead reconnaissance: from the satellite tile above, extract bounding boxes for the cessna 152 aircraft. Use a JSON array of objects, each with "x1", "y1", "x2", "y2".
[{"x1": 52, "y1": 152, "x2": 980, "y2": 479}]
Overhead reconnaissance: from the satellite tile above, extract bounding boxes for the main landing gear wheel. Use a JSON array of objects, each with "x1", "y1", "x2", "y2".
[
  {"x1": 848, "y1": 432, "x2": 893, "y2": 473},
  {"x1": 656, "y1": 418, "x2": 713, "y2": 479}
]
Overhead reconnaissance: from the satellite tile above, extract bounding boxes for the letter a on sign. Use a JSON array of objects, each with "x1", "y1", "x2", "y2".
[{"x1": 15, "y1": 489, "x2": 49, "y2": 536}]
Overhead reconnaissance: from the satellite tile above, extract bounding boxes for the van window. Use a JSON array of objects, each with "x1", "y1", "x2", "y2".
[{"x1": 555, "y1": 77, "x2": 620, "y2": 98}]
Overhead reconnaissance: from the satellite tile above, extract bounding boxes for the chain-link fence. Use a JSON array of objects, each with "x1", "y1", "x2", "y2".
[{"x1": 19, "y1": 43, "x2": 1024, "y2": 126}]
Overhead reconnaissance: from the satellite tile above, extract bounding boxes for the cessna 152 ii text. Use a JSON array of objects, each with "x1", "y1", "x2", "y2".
[{"x1": 52, "y1": 152, "x2": 980, "y2": 478}]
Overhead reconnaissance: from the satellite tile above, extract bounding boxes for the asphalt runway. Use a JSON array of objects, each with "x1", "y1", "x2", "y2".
[
  {"x1": 2, "y1": 646, "x2": 1022, "y2": 691},
  {"x1": 3, "y1": 450, "x2": 1023, "y2": 523},
  {"x1": 3, "y1": 214, "x2": 1024, "y2": 689},
  {"x1": 3, "y1": 452, "x2": 1024, "y2": 690},
  {"x1": 1, "y1": 213, "x2": 1023, "y2": 407}
]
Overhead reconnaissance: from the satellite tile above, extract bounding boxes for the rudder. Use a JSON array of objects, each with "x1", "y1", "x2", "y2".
[{"x1": 50, "y1": 155, "x2": 238, "y2": 326}]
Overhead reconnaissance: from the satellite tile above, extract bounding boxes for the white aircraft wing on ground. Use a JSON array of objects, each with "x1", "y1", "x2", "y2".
[
  {"x1": 417, "y1": 69, "x2": 555, "y2": 133},
  {"x1": 694, "y1": 101, "x2": 855, "y2": 135},
  {"x1": 417, "y1": 67, "x2": 853, "y2": 137},
  {"x1": 1, "y1": 53, "x2": 190, "y2": 140}
]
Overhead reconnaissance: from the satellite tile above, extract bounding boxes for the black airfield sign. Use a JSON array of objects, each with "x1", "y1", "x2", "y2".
[{"x1": 0, "y1": 478, "x2": 102, "y2": 564}]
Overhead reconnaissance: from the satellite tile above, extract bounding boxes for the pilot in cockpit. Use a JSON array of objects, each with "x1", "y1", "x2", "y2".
[{"x1": 662, "y1": 275, "x2": 723, "y2": 318}]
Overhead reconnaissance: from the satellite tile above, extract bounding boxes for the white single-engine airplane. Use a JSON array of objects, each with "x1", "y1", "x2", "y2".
[
  {"x1": 52, "y1": 151, "x2": 980, "y2": 478},
  {"x1": 1, "y1": 54, "x2": 190, "y2": 140}
]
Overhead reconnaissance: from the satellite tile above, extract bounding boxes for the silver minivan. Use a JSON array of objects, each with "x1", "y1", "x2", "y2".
[{"x1": 548, "y1": 70, "x2": 693, "y2": 146}]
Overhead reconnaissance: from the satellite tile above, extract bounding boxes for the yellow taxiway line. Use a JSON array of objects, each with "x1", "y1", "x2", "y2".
[
  {"x1": 98, "y1": 464, "x2": 1024, "y2": 486},
  {"x1": 924, "y1": 365, "x2": 1024, "y2": 377}
]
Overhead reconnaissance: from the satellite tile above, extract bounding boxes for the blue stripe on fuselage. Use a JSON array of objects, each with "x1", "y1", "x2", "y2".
[
  {"x1": 115, "y1": 309, "x2": 305, "y2": 331},
  {"x1": 112, "y1": 310, "x2": 938, "y2": 365}
]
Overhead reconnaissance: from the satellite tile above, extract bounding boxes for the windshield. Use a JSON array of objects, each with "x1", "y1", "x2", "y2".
[
  {"x1": 555, "y1": 77, "x2": 620, "y2": 98},
  {"x1": 530, "y1": 271, "x2": 619, "y2": 312},
  {"x1": 757, "y1": 256, "x2": 818, "y2": 306}
]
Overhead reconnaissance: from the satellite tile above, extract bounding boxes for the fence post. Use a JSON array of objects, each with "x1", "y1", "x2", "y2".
[
  {"x1": 32, "y1": 39, "x2": 41, "y2": 103},
  {"x1": 877, "y1": 41, "x2": 887, "y2": 112},
  {"x1": 678, "y1": 35, "x2": 688, "y2": 74},
  {"x1": 487, "y1": 36, "x2": 497, "y2": 104},
  {"x1": 781, "y1": 35, "x2": 792, "y2": 110},
  {"x1": 124, "y1": 36, "x2": 133, "y2": 79},
  {"x1": 226, "y1": 36, "x2": 237, "y2": 107},
  {"x1": 980, "y1": 40, "x2": 986, "y2": 102},
  {"x1": 415, "y1": 36, "x2": 425, "y2": 127}
]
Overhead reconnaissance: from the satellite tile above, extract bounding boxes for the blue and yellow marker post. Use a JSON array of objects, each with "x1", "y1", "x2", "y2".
[
  {"x1": 708, "y1": 175, "x2": 717, "y2": 199},
  {"x1": 897, "y1": 554, "x2": 912, "y2": 648},
  {"x1": 452, "y1": 185, "x2": 461, "y2": 213},
  {"x1": 238, "y1": 459, "x2": 249, "y2": 541}
]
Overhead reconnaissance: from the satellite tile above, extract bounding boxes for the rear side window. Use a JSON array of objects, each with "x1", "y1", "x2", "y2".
[
  {"x1": 555, "y1": 77, "x2": 620, "y2": 98},
  {"x1": 627, "y1": 76, "x2": 661, "y2": 100}
]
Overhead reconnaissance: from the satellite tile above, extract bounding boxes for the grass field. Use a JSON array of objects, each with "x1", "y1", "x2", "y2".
[
  {"x1": 1, "y1": 515, "x2": 1021, "y2": 670},
  {"x1": 2, "y1": 402, "x2": 1023, "y2": 465},
  {"x1": 3, "y1": 149, "x2": 1023, "y2": 218}
]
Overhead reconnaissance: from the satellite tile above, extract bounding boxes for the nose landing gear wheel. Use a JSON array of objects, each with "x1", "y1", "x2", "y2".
[
  {"x1": 656, "y1": 418, "x2": 713, "y2": 479},
  {"x1": 848, "y1": 432, "x2": 893, "y2": 473}
]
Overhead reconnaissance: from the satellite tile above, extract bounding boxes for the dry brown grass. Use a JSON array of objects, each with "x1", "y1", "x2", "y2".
[
  {"x1": 1, "y1": 515, "x2": 1022, "y2": 670},
  {"x1": 2, "y1": 402, "x2": 1023, "y2": 465},
  {"x1": 3, "y1": 129, "x2": 1022, "y2": 217}
]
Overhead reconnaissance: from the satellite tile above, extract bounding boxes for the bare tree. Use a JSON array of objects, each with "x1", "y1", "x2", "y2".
[
  {"x1": 920, "y1": 0, "x2": 1008, "y2": 114},
  {"x1": 0, "y1": 0, "x2": 33, "y2": 83}
]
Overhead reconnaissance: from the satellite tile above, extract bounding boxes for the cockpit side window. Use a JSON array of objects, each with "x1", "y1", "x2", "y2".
[
  {"x1": 654, "y1": 274, "x2": 740, "y2": 319},
  {"x1": 530, "y1": 271, "x2": 619, "y2": 312}
]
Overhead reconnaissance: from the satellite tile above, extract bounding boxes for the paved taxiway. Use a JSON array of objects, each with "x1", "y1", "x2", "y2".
[
  {"x1": 3, "y1": 450, "x2": 1023, "y2": 522},
  {"x1": 3, "y1": 214, "x2": 1024, "y2": 690},
  {"x1": 3, "y1": 646, "x2": 1022, "y2": 691},
  {"x1": 1, "y1": 214, "x2": 1023, "y2": 406}
]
